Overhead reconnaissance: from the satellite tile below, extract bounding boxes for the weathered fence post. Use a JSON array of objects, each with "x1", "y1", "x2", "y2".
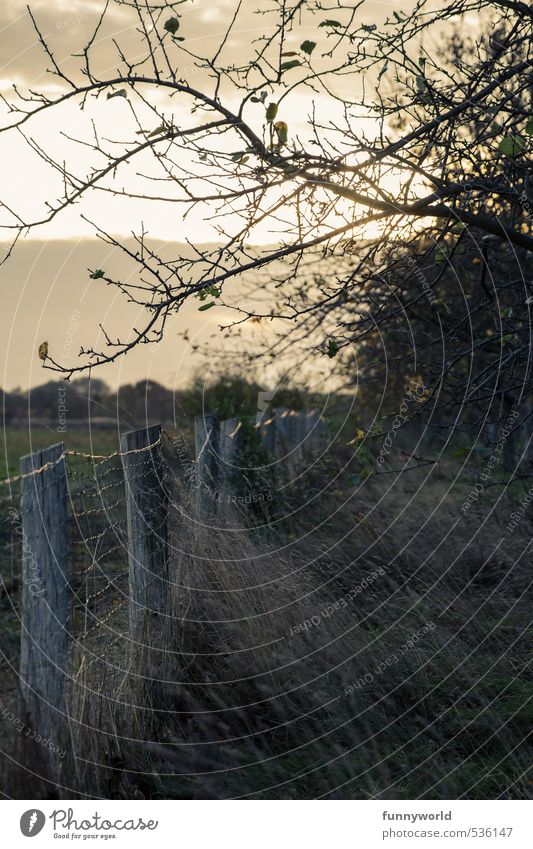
[
  {"x1": 258, "y1": 408, "x2": 326, "y2": 472},
  {"x1": 303, "y1": 410, "x2": 324, "y2": 454},
  {"x1": 121, "y1": 425, "x2": 168, "y2": 646},
  {"x1": 220, "y1": 419, "x2": 243, "y2": 505},
  {"x1": 259, "y1": 414, "x2": 276, "y2": 456},
  {"x1": 272, "y1": 408, "x2": 297, "y2": 463},
  {"x1": 19, "y1": 442, "x2": 70, "y2": 782},
  {"x1": 195, "y1": 413, "x2": 220, "y2": 521}
]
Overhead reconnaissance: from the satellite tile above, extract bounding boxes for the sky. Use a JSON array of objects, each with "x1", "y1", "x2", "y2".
[
  {"x1": 0, "y1": 0, "x2": 403, "y2": 243},
  {"x1": 0, "y1": 237, "x2": 231, "y2": 391},
  {"x1": 0, "y1": 0, "x2": 478, "y2": 390}
]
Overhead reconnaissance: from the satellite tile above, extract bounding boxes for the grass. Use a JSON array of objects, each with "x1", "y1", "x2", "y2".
[
  {"x1": 0, "y1": 425, "x2": 120, "y2": 481},
  {"x1": 1, "y1": 424, "x2": 531, "y2": 800}
]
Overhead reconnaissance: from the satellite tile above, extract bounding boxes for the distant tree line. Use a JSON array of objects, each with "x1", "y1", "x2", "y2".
[{"x1": 1, "y1": 374, "x2": 316, "y2": 427}]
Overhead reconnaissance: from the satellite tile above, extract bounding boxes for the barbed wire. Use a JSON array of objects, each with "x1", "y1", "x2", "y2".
[
  {"x1": 0, "y1": 433, "x2": 162, "y2": 487},
  {"x1": 0, "y1": 415, "x2": 314, "y2": 681}
]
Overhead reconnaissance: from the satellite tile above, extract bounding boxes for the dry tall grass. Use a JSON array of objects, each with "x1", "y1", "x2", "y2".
[
  {"x1": 0, "y1": 424, "x2": 530, "y2": 800},
  {"x1": 45, "y1": 453, "x2": 532, "y2": 800}
]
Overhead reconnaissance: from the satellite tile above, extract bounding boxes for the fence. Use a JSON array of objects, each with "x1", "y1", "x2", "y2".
[{"x1": 0, "y1": 407, "x2": 326, "y2": 785}]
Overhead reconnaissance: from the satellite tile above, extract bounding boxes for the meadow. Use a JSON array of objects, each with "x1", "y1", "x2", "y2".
[{"x1": 0, "y1": 425, "x2": 121, "y2": 482}]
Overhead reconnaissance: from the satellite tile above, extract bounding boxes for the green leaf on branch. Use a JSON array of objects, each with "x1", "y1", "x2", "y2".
[
  {"x1": 164, "y1": 17, "x2": 180, "y2": 35},
  {"x1": 107, "y1": 89, "x2": 127, "y2": 99},
  {"x1": 280, "y1": 59, "x2": 301, "y2": 71},
  {"x1": 362, "y1": 24, "x2": 377, "y2": 32},
  {"x1": 498, "y1": 135, "x2": 526, "y2": 157},
  {"x1": 300, "y1": 40, "x2": 316, "y2": 55},
  {"x1": 90, "y1": 269, "x2": 105, "y2": 279},
  {"x1": 326, "y1": 339, "x2": 339, "y2": 358},
  {"x1": 198, "y1": 285, "x2": 221, "y2": 301},
  {"x1": 525, "y1": 118, "x2": 533, "y2": 136},
  {"x1": 198, "y1": 301, "x2": 216, "y2": 311},
  {"x1": 266, "y1": 102, "x2": 278, "y2": 122},
  {"x1": 319, "y1": 19, "x2": 342, "y2": 28},
  {"x1": 148, "y1": 125, "x2": 167, "y2": 138}
]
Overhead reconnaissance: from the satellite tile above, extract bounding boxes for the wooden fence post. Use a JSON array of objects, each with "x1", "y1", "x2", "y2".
[
  {"x1": 259, "y1": 414, "x2": 276, "y2": 456},
  {"x1": 305, "y1": 410, "x2": 325, "y2": 453},
  {"x1": 194, "y1": 413, "x2": 220, "y2": 521},
  {"x1": 19, "y1": 442, "x2": 70, "y2": 782},
  {"x1": 120, "y1": 425, "x2": 168, "y2": 646},
  {"x1": 272, "y1": 408, "x2": 297, "y2": 462},
  {"x1": 219, "y1": 419, "x2": 243, "y2": 503},
  {"x1": 220, "y1": 418, "x2": 250, "y2": 515}
]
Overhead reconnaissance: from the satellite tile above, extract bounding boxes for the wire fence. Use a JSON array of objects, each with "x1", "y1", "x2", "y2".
[
  {"x1": 68, "y1": 449, "x2": 130, "y2": 682},
  {"x1": 0, "y1": 409, "x2": 326, "y2": 784}
]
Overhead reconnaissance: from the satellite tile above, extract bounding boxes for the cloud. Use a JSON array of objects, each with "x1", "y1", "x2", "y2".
[{"x1": 0, "y1": 1, "x2": 407, "y2": 93}]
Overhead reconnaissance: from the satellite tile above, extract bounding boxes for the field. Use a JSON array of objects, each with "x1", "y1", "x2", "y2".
[{"x1": 0, "y1": 425, "x2": 121, "y2": 481}]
